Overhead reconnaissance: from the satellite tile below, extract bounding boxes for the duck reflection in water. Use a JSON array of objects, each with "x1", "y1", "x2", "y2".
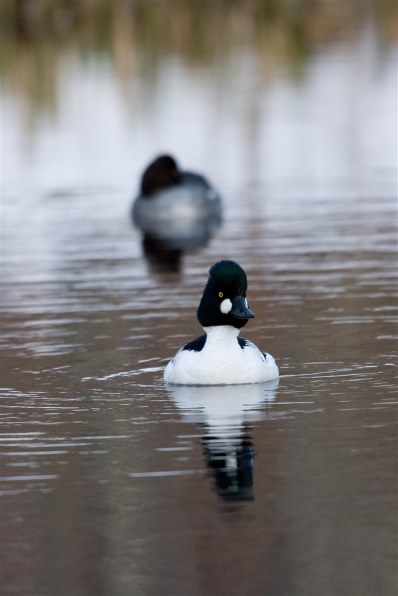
[
  {"x1": 132, "y1": 155, "x2": 222, "y2": 273},
  {"x1": 167, "y1": 381, "x2": 278, "y2": 501},
  {"x1": 202, "y1": 423, "x2": 254, "y2": 501}
]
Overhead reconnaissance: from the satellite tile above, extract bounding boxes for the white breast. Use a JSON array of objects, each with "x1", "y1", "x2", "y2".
[{"x1": 164, "y1": 326, "x2": 279, "y2": 386}]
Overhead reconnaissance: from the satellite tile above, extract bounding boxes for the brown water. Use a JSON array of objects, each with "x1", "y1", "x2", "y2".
[{"x1": 1, "y1": 4, "x2": 397, "y2": 596}]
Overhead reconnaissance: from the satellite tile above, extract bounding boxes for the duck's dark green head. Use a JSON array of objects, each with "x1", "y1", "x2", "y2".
[{"x1": 197, "y1": 260, "x2": 255, "y2": 329}]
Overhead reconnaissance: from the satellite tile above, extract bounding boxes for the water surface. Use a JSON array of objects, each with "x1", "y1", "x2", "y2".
[{"x1": 1, "y1": 5, "x2": 397, "y2": 596}]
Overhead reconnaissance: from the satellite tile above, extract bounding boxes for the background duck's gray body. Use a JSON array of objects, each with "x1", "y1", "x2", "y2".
[{"x1": 133, "y1": 173, "x2": 222, "y2": 243}]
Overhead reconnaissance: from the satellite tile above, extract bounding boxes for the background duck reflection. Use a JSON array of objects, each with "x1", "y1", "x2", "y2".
[
  {"x1": 139, "y1": 218, "x2": 221, "y2": 274},
  {"x1": 166, "y1": 381, "x2": 278, "y2": 501}
]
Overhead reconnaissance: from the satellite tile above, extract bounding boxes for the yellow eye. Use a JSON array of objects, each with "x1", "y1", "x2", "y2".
[{"x1": 218, "y1": 291, "x2": 223, "y2": 298}]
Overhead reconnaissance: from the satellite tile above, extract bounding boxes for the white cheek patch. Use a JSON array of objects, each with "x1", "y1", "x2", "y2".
[{"x1": 220, "y1": 298, "x2": 232, "y2": 314}]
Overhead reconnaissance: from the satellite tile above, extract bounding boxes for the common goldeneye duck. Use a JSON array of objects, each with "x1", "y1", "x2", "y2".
[
  {"x1": 164, "y1": 260, "x2": 279, "y2": 385},
  {"x1": 132, "y1": 155, "x2": 222, "y2": 236}
]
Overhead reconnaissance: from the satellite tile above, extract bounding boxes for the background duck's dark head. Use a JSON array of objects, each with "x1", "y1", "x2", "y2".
[
  {"x1": 197, "y1": 260, "x2": 255, "y2": 329},
  {"x1": 140, "y1": 155, "x2": 181, "y2": 197}
]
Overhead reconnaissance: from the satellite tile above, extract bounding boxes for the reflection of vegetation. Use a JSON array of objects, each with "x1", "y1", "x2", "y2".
[{"x1": 0, "y1": 0, "x2": 396, "y2": 122}]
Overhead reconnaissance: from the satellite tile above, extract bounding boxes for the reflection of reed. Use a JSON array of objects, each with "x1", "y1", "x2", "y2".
[{"x1": 1, "y1": 0, "x2": 395, "y2": 124}]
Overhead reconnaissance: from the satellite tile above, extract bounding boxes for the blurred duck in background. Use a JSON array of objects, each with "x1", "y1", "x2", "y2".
[{"x1": 132, "y1": 155, "x2": 222, "y2": 272}]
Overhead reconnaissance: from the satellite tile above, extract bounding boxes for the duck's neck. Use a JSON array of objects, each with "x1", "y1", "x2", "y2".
[{"x1": 203, "y1": 325, "x2": 240, "y2": 342}]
